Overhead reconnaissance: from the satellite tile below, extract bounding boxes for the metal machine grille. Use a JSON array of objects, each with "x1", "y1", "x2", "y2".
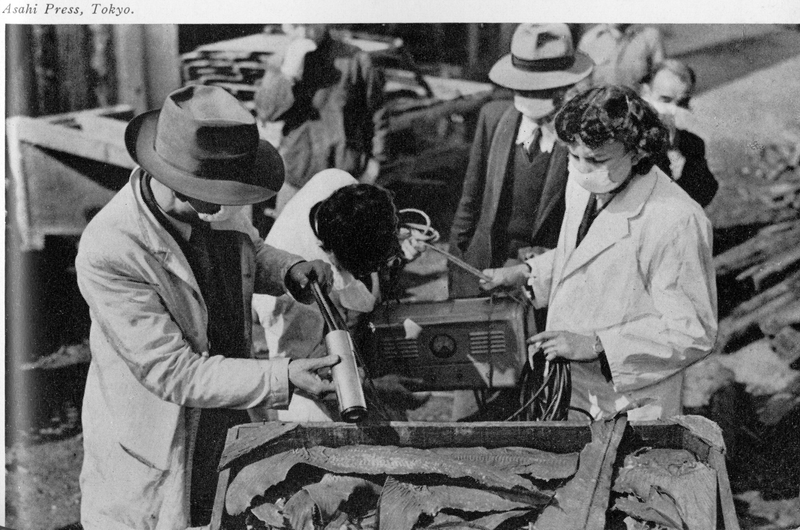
[
  {"x1": 380, "y1": 337, "x2": 419, "y2": 359},
  {"x1": 469, "y1": 330, "x2": 506, "y2": 356}
]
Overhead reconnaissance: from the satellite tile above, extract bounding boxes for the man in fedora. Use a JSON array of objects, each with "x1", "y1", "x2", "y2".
[
  {"x1": 448, "y1": 23, "x2": 593, "y2": 420},
  {"x1": 75, "y1": 85, "x2": 339, "y2": 530}
]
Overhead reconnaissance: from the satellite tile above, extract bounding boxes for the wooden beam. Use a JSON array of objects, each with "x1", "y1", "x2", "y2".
[
  {"x1": 143, "y1": 25, "x2": 182, "y2": 108},
  {"x1": 113, "y1": 25, "x2": 148, "y2": 114}
]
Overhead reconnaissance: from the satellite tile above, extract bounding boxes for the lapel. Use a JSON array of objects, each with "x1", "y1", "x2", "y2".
[
  {"x1": 532, "y1": 141, "x2": 568, "y2": 238},
  {"x1": 130, "y1": 169, "x2": 203, "y2": 300},
  {"x1": 485, "y1": 105, "x2": 520, "y2": 222},
  {"x1": 557, "y1": 169, "x2": 658, "y2": 283}
]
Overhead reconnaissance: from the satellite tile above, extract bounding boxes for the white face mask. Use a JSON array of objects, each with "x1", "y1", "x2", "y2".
[
  {"x1": 568, "y1": 157, "x2": 630, "y2": 194},
  {"x1": 513, "y1": 95, "x2": 556, "y2": 122},
  {"x1": 646, "y1": 99, "x2": 692, "y2": 134},
  {"x1": 194, "y1": 204, "x2": 245, "y2": 223},
  {"x1": 336, "y1": 278, "x2": 377, "y2": 314}
]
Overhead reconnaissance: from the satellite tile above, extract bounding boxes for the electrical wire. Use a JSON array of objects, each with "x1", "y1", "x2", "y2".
[{"x1": 397, "y1": 207, "x2": 581, "y2": 423}]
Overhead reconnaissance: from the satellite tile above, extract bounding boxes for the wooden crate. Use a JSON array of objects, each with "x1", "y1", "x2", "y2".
[
  {"x1": 6, "y1": 105, "x2": 136, "y2": 250},
  {"x1": 210, "y1": 416, "x2": 739, "y2": 530}
]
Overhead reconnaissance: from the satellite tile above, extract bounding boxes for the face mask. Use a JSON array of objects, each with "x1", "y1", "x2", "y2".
[
  {"x1": 568, "y1": 156, "x2": 633, "y2": 194},
  {"x1": 647, "y1": 99, "x2": 692, "y2": 134},
  {"x1": 336, "y1": 277, "x2": 376, "y2": 314},
  {"x1": 514, "y1": 95, "x2": 555, "y2": 121},
  {"x1": 193, "y1": 204, "x2": 245, "y2": 223}
]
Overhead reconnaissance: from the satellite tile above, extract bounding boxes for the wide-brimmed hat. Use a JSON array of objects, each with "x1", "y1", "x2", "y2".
[
  {"x1": 489, "y1": 24, "x2": 593, "y2": 91},
  {"x1": 125, "y1": 85, "x2": 285, "y2": 205}
]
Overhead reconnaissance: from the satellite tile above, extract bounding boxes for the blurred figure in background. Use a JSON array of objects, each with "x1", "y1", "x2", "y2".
[
  {"x1": 642, "y1": 59, "x2": 719, "y2": 207},
  {"x1": 255, "y1": 24, "x2": 385, "y2": 215},
  {"x1": 448, "y1": 23, "x2": 593, "y2": 420},
  {"x1": 578, "y1": 23, "x2": 665, "y2": 90}
]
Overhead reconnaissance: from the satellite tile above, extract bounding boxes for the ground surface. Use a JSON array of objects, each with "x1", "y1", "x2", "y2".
[{"x1": 6, "y1": 24, "x2": 800, "y2": 530}]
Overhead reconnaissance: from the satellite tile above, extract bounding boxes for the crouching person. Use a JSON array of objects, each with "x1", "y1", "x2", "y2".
[
  {"x1": 76, "y1": 85, "x2": 339, "y2": 529},
  {"x1": 252, "y1": 168, "x2": 429, "y2": 422},
  {"x1": 480, "y1": 86, "x2": 717, "y2": 421}
]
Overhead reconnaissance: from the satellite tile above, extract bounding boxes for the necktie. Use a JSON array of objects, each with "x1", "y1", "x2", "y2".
[
  {"x1": 523, "y1": 126, "x2": 542, "y2": 156},
  {"x1": 576, "y1": 194, "x2": 598, "y2": 247}
]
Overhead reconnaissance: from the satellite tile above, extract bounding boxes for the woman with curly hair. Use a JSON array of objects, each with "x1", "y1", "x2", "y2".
[{"x1": 480, "y1": 86, "x2": 717, "y2": 421}]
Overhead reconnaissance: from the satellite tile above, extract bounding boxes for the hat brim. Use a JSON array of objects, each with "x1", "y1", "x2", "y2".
[
  {"x1": 489, "y1": 51, "x2": 593, "y2": 91},
  {"x1": 125, "y1": 110, "x2": 285, "y2": 206}
]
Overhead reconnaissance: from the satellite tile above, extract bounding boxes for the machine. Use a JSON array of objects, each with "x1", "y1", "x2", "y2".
[{"x1": 368, "y1": 296, "x2": 529, "y2": 391}]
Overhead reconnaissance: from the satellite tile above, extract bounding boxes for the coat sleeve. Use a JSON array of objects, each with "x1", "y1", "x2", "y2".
[
  {"x1": 448, "y1": 105, "x2": 493, "y2": 256},
  {"x1": 252, "y1": 236, "x2": 306, "y2": 297},
  {"x1": 75, "y1": 243, "x2": 292, "y2": 410},
  {"x1": 677, "y1": 135, "x2": 719, "y2": 208},
  {"x1": 598, "y1": 212, "x2": 718, "y2": 394}
]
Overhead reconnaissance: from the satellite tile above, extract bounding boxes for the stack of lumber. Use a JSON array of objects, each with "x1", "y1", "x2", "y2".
[
  {"x1": 739, "y1": 122, "x2": 800, "y2": 218},
  {"x1": 683, "y1": 128, "x2": 800, "y2": 426}
]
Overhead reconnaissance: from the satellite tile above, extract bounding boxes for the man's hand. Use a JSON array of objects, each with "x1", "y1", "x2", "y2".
[
  {"x1": 286, "y1": 260, "x2": 334, "y2": 304},
  {"x1": 288, "y1": 355, "x2": 340, "y2": 397},
  {"x1": 517, "y1": 245, "x2": 549, "y2": 261},
  {"x1": 479, "y1": 263, "x2": 530, "y2": 291},
  {"x1": 667, "y1": 149, "x2": 687, "y2": 181},
  {"x1": 372, "y1": 374, "x2": 430, "y2": 410},
  {"x1": 528, "y1": 330, "x2": 596, "y2": 363}
]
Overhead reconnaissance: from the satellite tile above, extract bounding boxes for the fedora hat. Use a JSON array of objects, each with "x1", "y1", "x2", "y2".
[
  {"x1": 125, "y1": 85, "x2": 285, "y2": 205},
  {"x1": 489, "y1": 24, "x2": 593, "y2": 91}
]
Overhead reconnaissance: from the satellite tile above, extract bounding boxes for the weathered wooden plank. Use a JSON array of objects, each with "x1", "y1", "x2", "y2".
[
  {"x1": 8, "y1": 116, "x2": 134, "y2": 168},
  {"x1": 73, "y1": 114, "x2": 129, "y2": 144},
  {"x1": 708, "y1": 449, "x2": 741, "y2": 530},
  {"x1": 714, "y1": 221, "x2": 800, "y2": 276},
  {"x1": 534, "y1": 416, "x2": 628, "y2": 530},
  {"x1": 219, "y1": 421, "x2": 593, "y2": 472}
]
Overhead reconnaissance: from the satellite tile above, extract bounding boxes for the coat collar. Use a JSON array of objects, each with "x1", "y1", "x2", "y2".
[
  {"x1": 558, "y1": 167, "x2": 659, "y2": 282},
  {"x1": 485, "y1": 104, "x2": 521, "y2": 223},
  {"x1": 130, "y1": 168, "x2": 202, "y2": 297}
]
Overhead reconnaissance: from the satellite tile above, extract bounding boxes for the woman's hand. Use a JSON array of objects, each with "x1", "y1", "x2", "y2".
[
  {"x1": 528, "y1": 330, "x2": 596, "y2": 363},
  {"x1": 479, "y1": 263, "x2": 530, "y2": 291}
]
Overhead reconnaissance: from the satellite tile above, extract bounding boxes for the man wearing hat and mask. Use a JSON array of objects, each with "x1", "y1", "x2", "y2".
[
  {"x1": 75, "y1": 85, "x2": 340, "y2": 530},
  {"x1": 448, "y1": 24, "x2": 592, "y2": 420}
]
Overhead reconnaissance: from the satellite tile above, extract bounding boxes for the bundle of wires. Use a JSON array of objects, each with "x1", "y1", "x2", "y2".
[
  {"x1": 506, "y1": 351, "x2": 572, "y2": 421},
  {"x1": 397, "y1": 208, "x2": 579, "y2": 422}
]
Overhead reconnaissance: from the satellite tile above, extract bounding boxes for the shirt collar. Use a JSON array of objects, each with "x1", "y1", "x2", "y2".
[{"x1": 515, "y1": 116, "x2": 557, "y2": 154}]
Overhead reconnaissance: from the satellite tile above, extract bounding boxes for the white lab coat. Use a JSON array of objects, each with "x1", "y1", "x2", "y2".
[
  {"x1": 252, "y1": 170, "x2": 379, "y2": 421},
  {"x1": 526, "y1": 166, "x2": 717, "y2": 421},
  {"x1": 76, "y1": 170, "x2": 299, "y2": 530}
]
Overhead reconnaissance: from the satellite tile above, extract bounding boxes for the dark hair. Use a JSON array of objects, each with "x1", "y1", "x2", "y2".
[
  {"x1": 314, "y1": 184, "x2": 400, "y2": 278},
  {"x1": 554, "y1": 85, "x2": 669, "y2": 175}
]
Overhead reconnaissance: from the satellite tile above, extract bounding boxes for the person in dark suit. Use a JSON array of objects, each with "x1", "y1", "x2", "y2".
[
  {"x1": 642, "y1": 59, "x2": 719, "y2": 208},
  {"x1": 449, "y1": 23, "x2": 593, "y2": 299},
  {"x1": 447, "y1": 24, "x2": 593, "y2": 420}
]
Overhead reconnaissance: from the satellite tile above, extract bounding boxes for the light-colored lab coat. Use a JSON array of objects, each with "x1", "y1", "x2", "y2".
[
  {"x1": 526, "y1": 166, "x2": 717, "y2": 420},
  {"x1": 76, "y1": 169, "x2": 302, "y2": 530}
]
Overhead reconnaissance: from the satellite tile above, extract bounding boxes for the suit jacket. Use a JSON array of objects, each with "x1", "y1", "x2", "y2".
[
  {"x1": 527, "y1": 167, "x2": 717, "y2": 421},
  {"x1": 449, "y1": 100, "x2": 569, "y2": 298},
  {"x1": 655, "y1": 128, "x2": 719, "y2": 208},
  {"x1": 76, "y1": 169, "x2": 302, "y2": 530}
]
